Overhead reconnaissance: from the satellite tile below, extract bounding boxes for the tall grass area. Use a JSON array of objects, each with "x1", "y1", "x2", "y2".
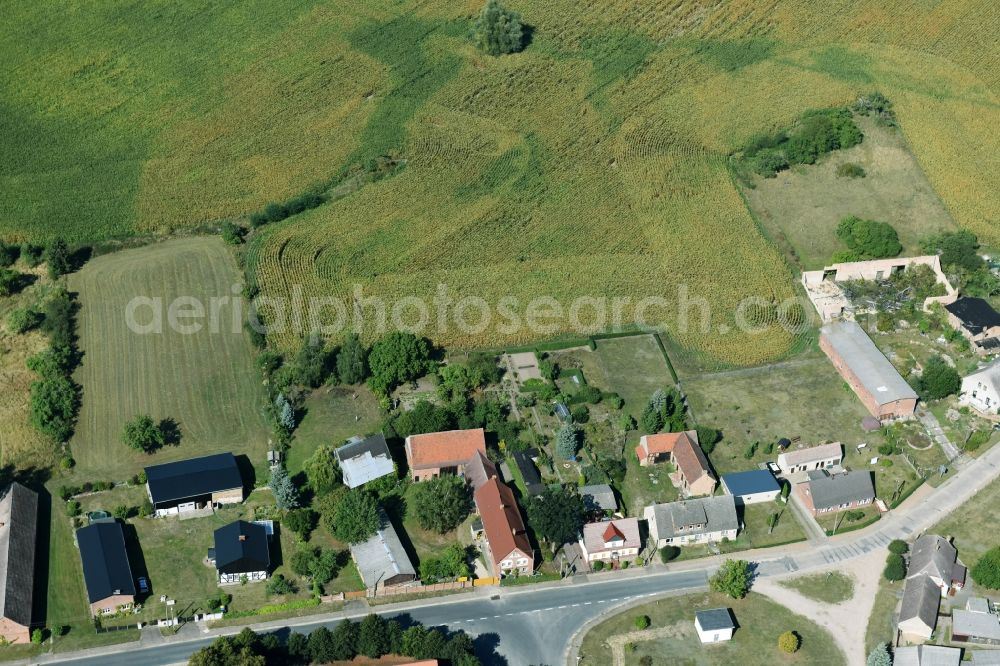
[{"x1": 2, "y1": 1, "x2": 998, "y2": 366}]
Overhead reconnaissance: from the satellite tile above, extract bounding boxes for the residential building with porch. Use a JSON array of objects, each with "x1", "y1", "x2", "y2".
[
  {"x1": 820, "y1": 321, "x2": 918, "y2": 422},
  {"x1": 643, "y1": 495, "x2": 739, "y2": 548},
  {"x1": 144, "y1": 452, "x2": 244, "y2": 517},
  {"x1": 908, "y1": 534, "x2": 966, "y2": 595},
  {"x1": 474, "y1": 478, "x2": 533, "y2": 577},
  {"x1": 776, "y1": 442, "x2": 843, "y2": 474},
  {"x1": 578, "y1": 518, "x2": 640, "y2": 565},
  {"x1": 405, "y1": 428, "x2": 487, "y2": 482},
  {"x1": 635, "y1": 430, "x2": 717, "y2": 497},
  {"x1": 77, "y1": 521, "x2": 136, "y2": 617},
  {"x1": 209, "y1": 520, "x2": 271, "y2": 585},
  {"x1": 0, "y1": 483, "x2": 38, "y2": 644}
]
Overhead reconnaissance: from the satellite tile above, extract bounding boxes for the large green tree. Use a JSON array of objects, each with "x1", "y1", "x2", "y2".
[
  {"x1": 525, "y1": 486, "x2": 585, "y2": 546},
  {"x1": 336, "y1": 332, "x2": 368, "y2": 385},
  {"x1": 471, "y1": 0, "x2": 524, "y2": 56},
  {"x1": 121, "y1": 414, "x2": 164, "y2": 453},
  {"x1": 44, "y1": 238, "x2": 71, "y2": 280},
  {"x1": 269, "y1": 465, "x2": 300, "y2": 510},
  {"x1": 411, "y1": 476, "x2": 470, "y2": 533},
  {"x1": 305, "y1": 443, "x2": 341, "y2": 493},
  {"x1": 866, "y1": 643, "x2": 892, "y2": 666},
  {"x1": 709, "y1": 559, "x2": 752, "y2": 599},
  {"x1": 914, "y1": 356, "x2": 961, "y2": 400},
  {"x1": 367, "y1": 332, "x2": 432, "y2": 395},
  {"x1": 555, "y1": 424, "x2": 579, "y2": 460},
  {"x1": 333, "y1": 489, "x2": 382, "y2": 544},
  {"x1": 972, "y1": 547, "x2": 1000, "y2": 589},
  {"x1": 835, "y1": 215, "x2": 902, "y2": 260},
  {"x1": 30, "y1": 376, "x2": 79, "y2": 442}
]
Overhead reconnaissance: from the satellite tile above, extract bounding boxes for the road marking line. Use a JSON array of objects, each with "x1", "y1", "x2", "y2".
[
  {"x1": 558, "y1": 605, "x2": 566, "y2": 609},
  {"x1": 479, "y1": 617, "x2": 487, "y2": 620},
  {"x1": 583, "y1": 601, "x2": 592, "y2": 605},
  {"x1": 571, "y1": 603, "x2": 580, "y2": 607}
]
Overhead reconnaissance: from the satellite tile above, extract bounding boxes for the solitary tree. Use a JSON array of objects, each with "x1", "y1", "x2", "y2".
[
  {"x1": 121, "y1": 414, "x2": 164, "y2": 453},
  {"x1": 275, "y1": 394, "x2": 295, "y2": 432},
  {"x1": 44, "y1": 238, "x2": 71, "y2": 279},
  {"x1": 709, "y1": 559, "x2": 752, "y2": 599},
  {"x1": 270, "y1": 465, "x2": 300, "y2": 510},
  {"x1": 525, "y1": 486, "x2": 585, "y2": 547},
  {"x1": 471, "y1": 0, "x2": 524, "y2": 56},
  {"x1": 411, "y1": 476, "x2": 470, "y2": 533},
  {"x1": 777, "y1": 631, "x2": 800, "y2": 653},
  {"x1": 866, "y1": 643, "x2": 892, "y2": 666},
  {"x1": 305, "y1": 443, "x2": 342, "y2": 493},
  {"x1": 555, "y1": 423, "x2": 579, "y2": 460},
  {"x1": 333, "y1": 490, "x2": 381, "y2": 544},
  {"x1": 336, "y1": 333, "x2": 368, "y2": 385}
]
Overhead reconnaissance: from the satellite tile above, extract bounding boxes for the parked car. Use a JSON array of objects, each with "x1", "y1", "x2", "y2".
[{"x1": 137, "y1": 577, "x2": 149, "y2": 594}]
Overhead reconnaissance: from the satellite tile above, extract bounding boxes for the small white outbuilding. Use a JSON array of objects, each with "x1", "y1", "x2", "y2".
[{"x1": 695, "y1": 608, "x2": 735, "y2": 643}]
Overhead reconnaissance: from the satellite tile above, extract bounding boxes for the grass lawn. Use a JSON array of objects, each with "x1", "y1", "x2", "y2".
[
  {"x1": 778, "y1": 572, "x2": 855, "y2": 605},
  {"x1": 815, "y1": 504, "x2": 881, "y2": 535},
  {"x1": 397, "y1": 482, "x2": 466, "y2": 570},
  {"x1": 286, "y1": 385, "x2": 384, "y2": 477},
  {"x1": 742, "y1": 114, "x2": 957, "y2": 271},
  {"x1": 578, "y1": 590, "x2": 844, "y2": 665},
  {"x1": 932, "y1": 473, "x2": 1000, "y2": 566},
  {"x1": 865, "y1": 576, "x2": 903, "y2": 654},
  {"x1": 618, "y1": 449, "x2": 678, "y2": 518},
  {"x1": 740, "y1": 501, "x2": 806, "y2": 549},
  {"x1": 67, "y1": 238, "x2": 271, "y2": 483}
]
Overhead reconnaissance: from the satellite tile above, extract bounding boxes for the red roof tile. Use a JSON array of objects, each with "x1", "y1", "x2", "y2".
[
  {"x1": 406, "y1": 428, "x2": 486, "y2": 470},
  {"x1": 474, "y1": 478, "x2": 531, "y2": 568}
]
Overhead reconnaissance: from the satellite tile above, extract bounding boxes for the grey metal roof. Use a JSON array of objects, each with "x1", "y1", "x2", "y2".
[
  {"x1": 807, "y1": 471, "x2": 875, "y2": 510},
  {"x1": 894, "y1": 645, "x2": 961, "y2": 666},
  {"x1": 0, "y1": 483, "x2": 37, "y2": 627},
  {"x1": 696, "y1": 608, "x2": 735, "y2": 631},
  {"x1": 899, "y1": 575, "x2": 941, "y2": 631},
  {"x1": 580, "y1": 484, "x2": 617, "y2": 512},
  {"x1": 954, "y1": 608, "x2": 1000, "y2": 641},
  {"x1": 972, "y1": 650, "x2": 1000, "y2": 665},
  {"x1": 647, "y1": 495, "x2": 739, "y2": 540},
  {"x1": 335, "y1": 434, "x2": 394, "y2": 488},
  {"x1": 821, "y1": 321, "x2": 917, "y2": 405},
  {"x1": 349, "y1": 512, "x2": 416, "y2": 589},
  {"x1": 908, "y1": 534, "x2": 957, "y2": 582}
]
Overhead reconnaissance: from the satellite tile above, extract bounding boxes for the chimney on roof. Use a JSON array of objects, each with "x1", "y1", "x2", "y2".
[{"x1": 238, "y1": 535, "x2": 247, "y2": 542}]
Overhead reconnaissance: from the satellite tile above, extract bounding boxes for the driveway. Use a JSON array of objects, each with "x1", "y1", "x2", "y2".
[{"x1": 917, "y1": 406, "x2": 962, "y2": 461}]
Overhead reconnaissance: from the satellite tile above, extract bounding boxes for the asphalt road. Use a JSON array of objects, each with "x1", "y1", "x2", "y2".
[{"x1": 46, "y1": 570, "x2": 710, "y2": 666}]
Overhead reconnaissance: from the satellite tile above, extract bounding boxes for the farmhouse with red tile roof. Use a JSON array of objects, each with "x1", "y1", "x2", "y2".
[
  {"x1": 473, "y1": 478, "x2": 533, "y2": 577},
  {"x1": 635, "y1": 430, "x2": 716, "y2": 497},
  {"x1": 404, "y1": 428, "x2": 487, "y2": 482}
]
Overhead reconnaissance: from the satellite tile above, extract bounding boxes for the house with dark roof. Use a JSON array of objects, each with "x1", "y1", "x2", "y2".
[
  {"x1": 350, "y1": 512, "x2": 416, "y2": 589},
  {"x1": 335, "y1": 435, "x2": 394, "y2": 489},
  {"x1": 578, "y1": 518, "x2": 640, "y2": 566},
  {"x1": 474, "y1": 478, "x2": 533, "y2": 577},
  {"x1": 820, "y1": 321, "x2": 918, "y2": 422},
  {"x1": 945, "y1": 297, "x2": 1000, "y2": 354},
  {"x1": 405, "y1": 429, "x2": 487, "y2": 482},
  {"x1": 643, "y1": 495, "x2": 739, "y2": 548},
  {"x1": 721, "y1": 470, "x2": 780, "y2": 504},
  {"x1": 510, "y1": 451, "x2": 545, "y2": 496},
  {"x1": 908, "y1": 534, "x2": 965, "y2": 594},
  {"x1": 144, "y1": 453, "x2": 244, "y2": 516},
  {"x1": 76, "y1": 521, "x2": 136, "y2": 616},
  {"x1": 209, "y1": 521, "x2": 271, "y2": 585},
  {"x1": 0, "y1": 483, "x2": 38, "y2": 643},
  {"x1": 898, "y1": 574, "x2": 942, "y2": 641},
  {"x1": 635, "y1": 431, "x2": 716, "y2": 497},
  {"x1": 797, "y1": 470, "x2": 875, "y2": 516},
  {"x1": 695, "y1": 608, "x2": 735, "y2": 643},
  {"x1": 580, "y1": 484, "x2": 617, "y2": 515}
]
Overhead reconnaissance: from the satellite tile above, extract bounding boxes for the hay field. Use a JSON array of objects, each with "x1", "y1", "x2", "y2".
[
  {"x1": 3, "y1": 1, "x2": 999, "y2": 366},
  {"x1": 67, "y1": 237, "x2": 270, "y2": 480}
]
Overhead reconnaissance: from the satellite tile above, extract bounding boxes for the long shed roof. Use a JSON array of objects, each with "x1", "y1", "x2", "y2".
[{"x1": 822, "y1": 321, "x2": 917, "y2": 405}]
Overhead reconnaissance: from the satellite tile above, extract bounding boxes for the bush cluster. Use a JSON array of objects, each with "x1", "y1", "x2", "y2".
[{"x1": 744, "y1": 107, "x2": 863, "y2": 177}]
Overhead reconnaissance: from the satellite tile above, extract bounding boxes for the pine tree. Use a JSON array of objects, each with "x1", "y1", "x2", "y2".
[
  {"x1": 555, "y1": 424, "x2": 579, "y2": 460},
  {"x1": 270, "y1": 465, "x2": 300, "y2": 510},
  {"x1": 275, "y1": 394, "x2": 295, "y2": 432},
  {"x1": 866, "y1": 643, "x2": 891, "y2": 666}
]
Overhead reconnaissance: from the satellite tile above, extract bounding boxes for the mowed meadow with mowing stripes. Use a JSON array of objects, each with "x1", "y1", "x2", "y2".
[
  {"x1": 67, "y1": 238, "x2": 271, "y2": 480},
  {"x1": 3, "y1": 1, "x2": 999, "y2": 366}
]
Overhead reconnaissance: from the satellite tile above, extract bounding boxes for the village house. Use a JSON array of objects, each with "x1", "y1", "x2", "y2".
[
  {"x1": 643, "y1": 495, "x2": 739, "y2": 548},
  {"x1": 776, "y1": 442, "x2": 844, "y2": 474},
  {"x1": 894, "y1": 645, "x2": 962, "y2": 666},
  {"x1": 510, "y1": 450, "x2": 545, "y2": 496},
  {"x1": 404, "y1": 428, "x2": 487, "y2": 482},
  {"x1": 797, "y1": 470, "x2": 875, "y2": 516},
  {"x1": 474, "y1": 478, "x2": 533, "y2": 577},
  {"x1": 77, "y1": 521, "x2": 137, "y2": 617},
  {"x1": 335, "y1": 434, "x2": 394, "y2": 488},
  {"x1": 820, "y1": 321, "x2": 918, "y2": 422},
  {"x1": 952, "y1": 598, "x2": 1000, "y2": 645},
  {"x1": 695, "y1": 608, "x2": 735, "y2": 643},
  {"x1": 908, "y1": 534, "x2": 966, "y2": 595},
  {"x1": 960, "y1": 360, "x2": 1000, "y2": 415},
  {"x1": 720, "y1": 470, "x2": 781, "y2": 505},
  {"x1": 898, "y1": 574, "x2": 942, "y2": 642},
  {"x1": 635, "y1": 430, "x2": 717, "y2": 497},
  {"x1": 350, "y1": 512, "x2": 417, "y2": 590},
  {"x1": 209, "y1": 520, "x2": 271, "y2": 585},
  {"x1": 144, "y1": 452, "x2": 244, "y2": 517},
  {"x1": 945, "y1": 297, "x2": 1000, "y2": 354},
  {"x1": 0, "y1": 483, "x2": 38, "y2": 644},
  {"x1": 578, "y1": 518, "x2": 640, "y2": 566}
]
